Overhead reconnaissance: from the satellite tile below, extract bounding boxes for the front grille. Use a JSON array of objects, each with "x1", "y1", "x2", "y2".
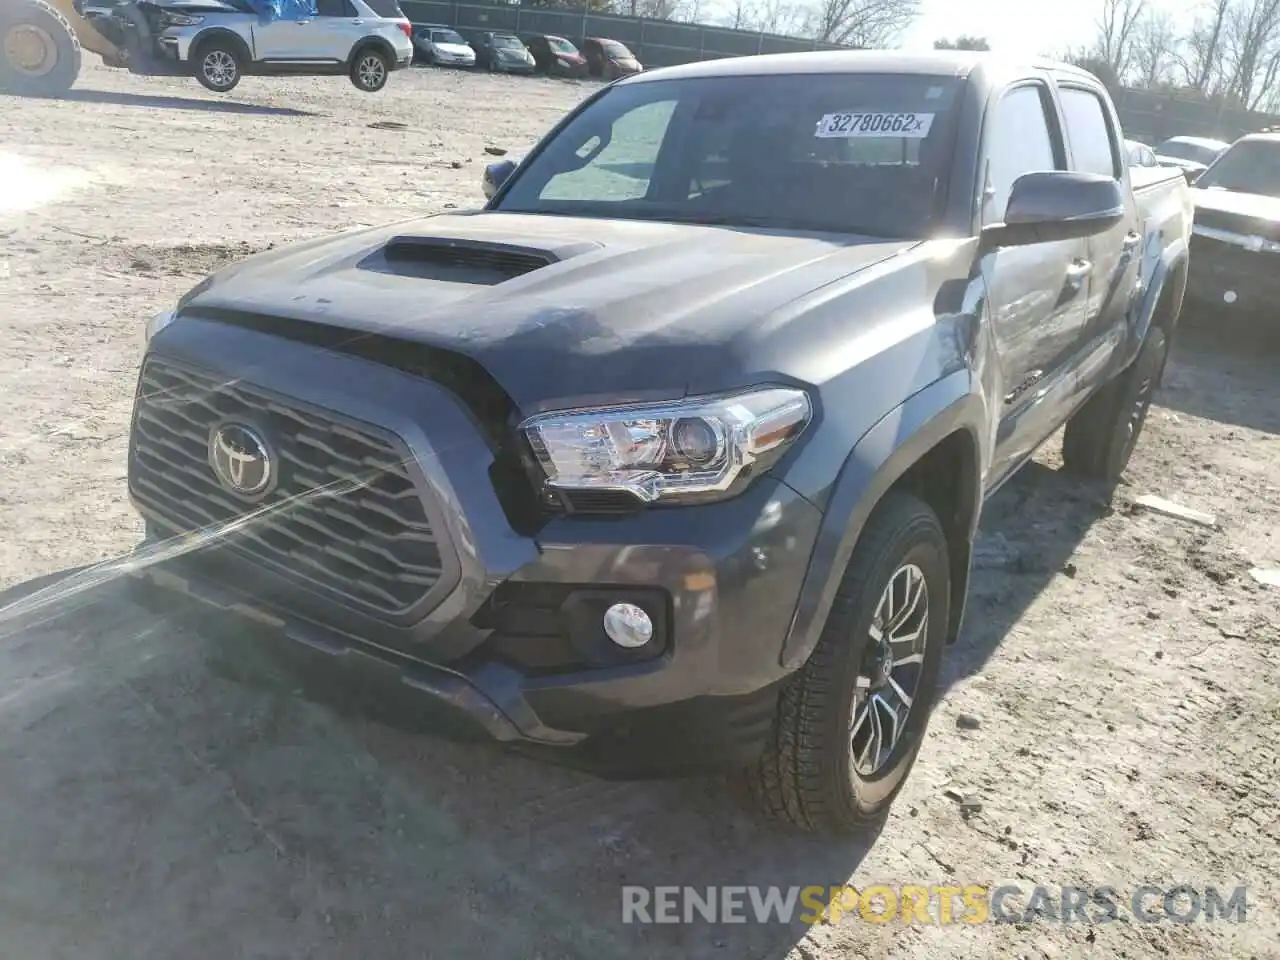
[
  {"x1": 129, "y1": 357, "x2": 445, "y2": 617},
  {"x1": 1194, "y1": 208, "x2": 1280, "y2": 241}
]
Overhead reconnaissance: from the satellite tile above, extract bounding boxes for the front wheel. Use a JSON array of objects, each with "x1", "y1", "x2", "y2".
[
  {"x1": 0, "y1": 0, "x2": 82, "y2": 97},
  {"x1": 747, "y1": 492, "x2": 950, "y2": 834},
  {"x1": 193, "y1": 38, "x2": 241, "y2": 92},
  {"x1": 350, "y1": 48, "x2": 389, "y2": 92},
  {"x1": 1062, "y1": 326, "x2": 1170, "y2": 486}
]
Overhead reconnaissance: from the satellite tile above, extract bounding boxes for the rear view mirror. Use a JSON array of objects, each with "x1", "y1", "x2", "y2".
[
  {"x1": 482, "y1": 158, "x2": 519, "y2": 200},
  {"x1": 981, "y1": 171, "x2": 1126, "y2": 249}
]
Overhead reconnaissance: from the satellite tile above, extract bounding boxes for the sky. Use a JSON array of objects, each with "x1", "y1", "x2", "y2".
[{"x1": 897, "y1": 0, "x2": 1201, "y2": 56}]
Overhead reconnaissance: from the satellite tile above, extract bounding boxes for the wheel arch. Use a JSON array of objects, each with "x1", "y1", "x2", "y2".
[
  {"x1": 349, "y1": 35, "x2": 395, "y2": 66},
  {"x1": 189, "y1": 27, "x2": 249, "y2": 63},
  {"x1": 779, "y1": 370, "x2": 986, "y2": 671}
]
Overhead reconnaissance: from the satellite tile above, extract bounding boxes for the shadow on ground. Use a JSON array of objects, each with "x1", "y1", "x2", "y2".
[
  {"x1": 942, "y1": 460, "x2": 1110, "y2": 690},
  {"x1": 1161, "y1": 314, "x2": 1280, "y2": 436},
  {"x1": 0, "y1": 569, "x2": 874, "y2": 960},
  {"x1": 57, "y1": 88, "x2": 319, "y2": 118}
]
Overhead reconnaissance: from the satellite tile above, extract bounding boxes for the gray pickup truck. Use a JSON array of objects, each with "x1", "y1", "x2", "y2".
[{"x1": 128, "y1": 51, "x2": 1191, "y2": 834}]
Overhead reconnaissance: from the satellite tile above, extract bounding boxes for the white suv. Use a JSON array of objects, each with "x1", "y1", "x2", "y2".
[{"x1": 140, "y1": 0, "x2": 413, "y2": 93}]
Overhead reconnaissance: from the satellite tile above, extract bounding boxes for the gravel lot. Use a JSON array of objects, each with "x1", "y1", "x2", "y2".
[{"x1": 2, "y1": 61, "x2": 1279, "y2": 959}]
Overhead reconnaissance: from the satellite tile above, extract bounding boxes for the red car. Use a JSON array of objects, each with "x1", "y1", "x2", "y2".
[
  {"x1": 580, "y1": 37, "x2": 643, "y2": 79},
  {"x1": 523, "y1": 34, "x2": 588, "y2": 78}
]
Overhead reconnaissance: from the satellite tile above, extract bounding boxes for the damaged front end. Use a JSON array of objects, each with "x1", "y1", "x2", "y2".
[{"x1": 99, "y1": 0, "x2": 222, "y2": 73}]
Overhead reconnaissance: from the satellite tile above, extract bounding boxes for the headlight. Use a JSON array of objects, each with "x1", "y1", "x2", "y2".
[
  {"x1": 163, "y1": 12, "x2": 204, "y2": 24},
  {"x1": 521, "y1": 387, "x2": 812, "y2": 506}
]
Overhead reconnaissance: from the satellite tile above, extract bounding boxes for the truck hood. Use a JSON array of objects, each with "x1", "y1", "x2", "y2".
[
  {"x1": 182, "y1": 211, "x2": 917, "y2": 411},
  {"x1": 1193, "y1": 186, "x2": 1280, "y2": 223}
]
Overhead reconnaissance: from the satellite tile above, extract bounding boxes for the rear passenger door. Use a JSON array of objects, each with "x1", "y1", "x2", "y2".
[
  {"x1": 1056, "y1": 83, "x2": 1143, "y2": 348},
  {"x1": 313, "y1": 0, "x2": 361, "y2": 62},
  {"x1": 981, "y1": 82, "x2": 1092, "y2": 486}
]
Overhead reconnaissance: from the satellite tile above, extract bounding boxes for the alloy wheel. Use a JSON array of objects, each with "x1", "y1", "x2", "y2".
[
  {"x1": 850, "y1": 562, "x2": 929, "y2": 777},
  {"x1": 202, "y1": 50, "x2": 236, "y2": 88},
  {"x1": 358, "y1": 55, "x2": 385, "y2": 89}
]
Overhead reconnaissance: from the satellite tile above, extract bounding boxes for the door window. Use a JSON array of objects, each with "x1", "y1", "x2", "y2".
[
  {"x1": 316, "y1": 0, "x2": 355, "y2": 16},
  {"x1": 982, "y1": 84, "x2": 1060, "y2": 225},
  {"x1": 1059, "y1": 87, "x2": 1120, "y2": 178}
]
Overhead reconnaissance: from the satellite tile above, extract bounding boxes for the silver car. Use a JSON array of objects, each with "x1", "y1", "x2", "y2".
[
  {"x1": 139, "y1": 0, "x2": 413, "y2": 93},
  {"x1": 411, "y1": 23, "x2": 475, "y2": 67}
]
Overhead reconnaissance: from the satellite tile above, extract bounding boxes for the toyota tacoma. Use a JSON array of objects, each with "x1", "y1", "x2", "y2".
[{"x1": 127, "y1": 51, "x2": 1192, "y2": 833}]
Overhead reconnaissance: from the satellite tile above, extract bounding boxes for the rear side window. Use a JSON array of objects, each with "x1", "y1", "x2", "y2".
[
  {"x1": 1059, "y1": 86, "x2": 1119, "y2": 178},
  {"x1": 316, "y1": 0, "x2": 355, "y2": 15},
  {"x1": 363, "y1": 0, "x2": 403, "y2": 17},
  {"x1": 983, "y1": 84, "x2": 1059, "y2": 224}
]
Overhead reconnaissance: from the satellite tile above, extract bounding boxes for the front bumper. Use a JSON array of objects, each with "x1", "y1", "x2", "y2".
[
  {"x1": 494, "y1": 58, "x2": 535, "y2": 73},
  {"x1": 129, "y1": 318, "x2": 821, "y2": 771},
  {"x1": 1187, "y1": 228, "x2": 1280, "y2": 318}
]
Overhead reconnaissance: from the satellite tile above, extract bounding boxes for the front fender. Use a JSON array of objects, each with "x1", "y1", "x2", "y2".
[{"x1": 779, "y1": 370, "x2": 985, "y2": 670}]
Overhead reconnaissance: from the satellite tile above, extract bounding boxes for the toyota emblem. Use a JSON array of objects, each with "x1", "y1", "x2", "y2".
[{"x1": 208, "y1": 422, "x2": 274, "y2": 498}]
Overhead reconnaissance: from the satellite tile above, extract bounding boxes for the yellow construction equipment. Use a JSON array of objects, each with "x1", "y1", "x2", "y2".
[{"x1": 1, "y1": 0, "x2": 127, "y2": 96}]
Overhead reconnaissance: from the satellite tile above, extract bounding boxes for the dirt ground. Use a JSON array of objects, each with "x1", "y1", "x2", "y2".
[{"x1": 2, "y1": 62, "x2": 1279, "y2": 959}]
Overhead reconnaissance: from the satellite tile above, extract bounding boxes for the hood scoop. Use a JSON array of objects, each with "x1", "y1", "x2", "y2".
[{"x1": 373, "y1": 236, "x2": 559, "y2": 285}]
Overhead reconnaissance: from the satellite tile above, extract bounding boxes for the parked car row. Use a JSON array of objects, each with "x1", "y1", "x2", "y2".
[
  {"x1": 410, "y1": 23, "x2": 642, "y2": 79},
  {"x1": 1126, "y1": 134, "x2": 1230, "y2": 181}
]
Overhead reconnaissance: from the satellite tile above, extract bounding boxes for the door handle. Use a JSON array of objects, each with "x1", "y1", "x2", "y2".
[
  {"x1": 295, "y1": 18, "x2": 310, "y2": 23},
  {"x1": 350, "y1": 18, "x2": 363, "y2": 23},
  {"x1": 1122, "y1": 231, "x2": 1142, "y2": 251}
]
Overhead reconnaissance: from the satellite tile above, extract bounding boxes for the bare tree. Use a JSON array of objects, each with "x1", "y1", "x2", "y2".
[
  {"x1": 752, "y1": 0, "x2": 809, "y2": 35},
  {"x1": 1093, "y1": 0, "x2": 1147, "y2": 75},
  {"x1": 1130, "y1": 10, "x2": 1179, "y2": 85},
  {"x1": 806, "y1": 0, "x2": 920, "y2": 47},
  {"x1": 725, "y1": 0, "x2": 755, "y2": 28},
  {"x1": 934, "y1": 35, "x2": 989, "y2": 50},
  {"x1": 633, "y1": 0, "x2": 687, "y2": 19},
  {"x1": 1220, "y1": 0, "x2": 1280, "y2": 106},
  {"x1": 1174, "y1": 0, "x2": 1232, "y2": 91}
]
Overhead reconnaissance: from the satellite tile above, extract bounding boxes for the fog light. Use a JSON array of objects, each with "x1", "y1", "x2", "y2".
[{"x1": 603, "y1": 602, "x2": 653, "y2": 648}]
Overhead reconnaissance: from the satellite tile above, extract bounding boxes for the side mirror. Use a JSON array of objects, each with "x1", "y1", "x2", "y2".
[
  {"x1": 482, "y1": 158, "x2": 519, "y2": 200},
  {"x1": 981, "y1": 171, "x2": 1126, "y2": 249}
]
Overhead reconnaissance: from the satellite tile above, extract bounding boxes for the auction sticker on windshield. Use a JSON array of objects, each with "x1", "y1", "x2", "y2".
[{"x1": 815, "y1": 112, "x2": 935, "y2": 138}]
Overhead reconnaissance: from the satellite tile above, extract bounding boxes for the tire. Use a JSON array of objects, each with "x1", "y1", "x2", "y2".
[
  {"x1": 350, "y1": 46, "x2": 389, "y2": 92},
  {"x1": 747, "y1": 492, "x2": 950, "y2": 834},
  {"x1": 192, "y1": 36, "x2": 242, "y2": 92},
  {"x1": 0, "y1": 0, "x2": 81, "y2": 97},
  {"x1": 1062, "y1": 326, "x2": 1170, "y2": 486}
]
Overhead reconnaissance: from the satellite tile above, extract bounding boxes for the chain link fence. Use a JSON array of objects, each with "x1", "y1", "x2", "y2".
[{"x1": 398, "y1": 0, "x2": 845, "y2": 68}]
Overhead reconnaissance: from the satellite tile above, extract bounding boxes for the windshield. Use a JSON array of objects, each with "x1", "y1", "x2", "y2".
[
  {"x1": 1156, "y1": 138, "x2": 1224, "y2": 165},
  {"x1": 496, "y1": 73, "x2": 960, "y2": 238},
  {"x1": 1194, "y1": 139, "x2": 1280, "y2": 197},
  {"x1": 603, "y1": 41, "x2": 633, "y2": 58},
  {"x1": 431, "y1": 29, "x2": 465, "y2": 44},
  {"x1": 548, "y1": 37, "x2": 578, "y2": 55},
  {"x1": 493, "y1": 35, "x2": 523, "y2": 49}
]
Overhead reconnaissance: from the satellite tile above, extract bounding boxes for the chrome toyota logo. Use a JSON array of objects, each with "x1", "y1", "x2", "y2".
[{"x1": 208, "y1": 422, "x2": 273, "y2": 498}]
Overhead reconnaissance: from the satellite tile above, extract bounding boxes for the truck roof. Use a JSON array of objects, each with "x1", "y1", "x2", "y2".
[{"x1": 626, "y1": 49, "x2": 1098, "y2": 83}]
